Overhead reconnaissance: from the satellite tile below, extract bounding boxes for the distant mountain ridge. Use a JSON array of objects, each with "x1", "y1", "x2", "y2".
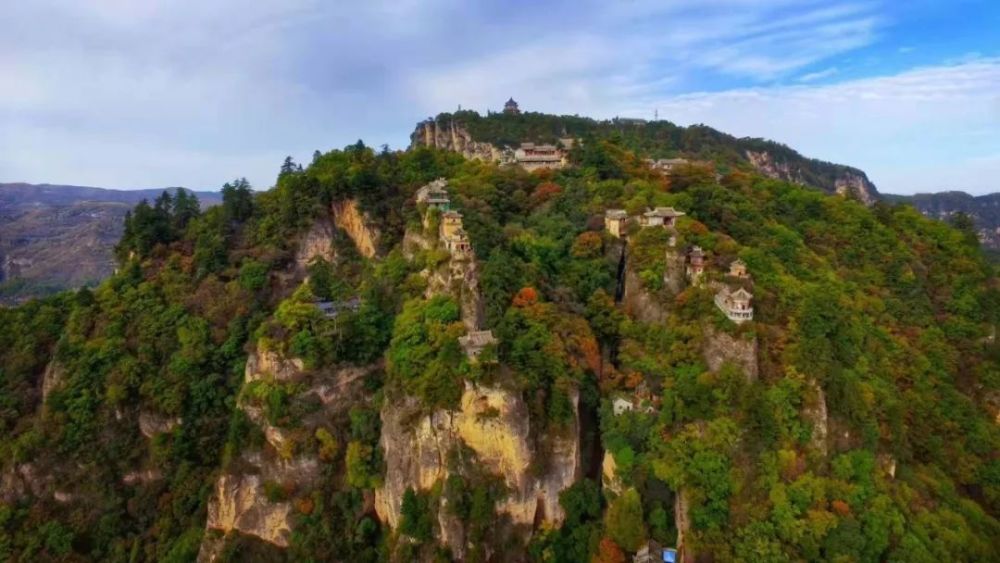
[
  {"x1": 412, "y1": 110, "x2": 881, "y2": 203},
  {"x1": 883, "y1": 190, "x2": 1000, "y2": 251},
  {"x1": 0, "y1": 182, "x2": 221, "y2": 208},
  {"x1": 0, "y1": 183, "x2": 221, "y2": 303}
]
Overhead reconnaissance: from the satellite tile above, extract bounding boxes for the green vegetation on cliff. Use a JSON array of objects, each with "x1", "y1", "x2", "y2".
[{"x1": 1, "y1": 117, "x2": 998, "y2": 562}]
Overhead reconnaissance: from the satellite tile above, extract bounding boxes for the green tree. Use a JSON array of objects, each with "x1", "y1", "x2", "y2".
[{"x1": 605, "y1": 488, "x2": 647, "y2": 552}]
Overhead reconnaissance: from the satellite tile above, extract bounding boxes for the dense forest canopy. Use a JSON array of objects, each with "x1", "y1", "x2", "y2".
[{"x1": 1, "y1": 125, "x2": 998, "y2": 562}]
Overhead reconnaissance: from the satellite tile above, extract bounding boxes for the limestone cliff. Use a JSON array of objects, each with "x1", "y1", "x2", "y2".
[
  {"x1": 601, "y1": 451, "x2": 622, "y2": 495},
  {"x1": 833, "y1": 171, "x2": 878, "y2": 205},
  {"x1": 411, "y1": 119, "x2": 507, "y2": 163},
  {"x1": 702, "y1": 326, "x2": 758, "y2": 382},
  {"x1": 662, "y1": 249, "x2": 687, "y2": 295},
  {"x1": 40, "y1": 360, "x2": 64, "y2": 405},
  {"x1": 623, "y1": 269, "x2": 668, "y2": 324},
  {"x1": 407, "y1": 223, "x2": 485, "y2": 331},
  {"x1": 376, "y1": 381, "x2": 581, "y2": 557},
  {"x1": 293, "y1": 215, "x2": 337, "y2": 272},
  {"x1": 745, "y1": 150, "x2": 806, "y2": 186},
  {"x1": 745, "y1": 150, "x2": 878, "y2": 205},
  {"x1": 425, "y1": 257, "x2": 485, "y2": 331},
  {"x1": 331, "y1": 199, "x2": 380, "y2": 259},
  {"x1": 803, "y1": 379, "x2": 829, "y2": 457},
  {"x1": 198, "y1": 348, "x2": 378, "y2": 561}
]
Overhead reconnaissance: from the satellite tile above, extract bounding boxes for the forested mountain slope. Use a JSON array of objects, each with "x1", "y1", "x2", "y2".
[
  {"x1": 1, "y1": 127, "x2": 998, "y2": 562},
  {"x1": 412, "y1": 110, "x2": 880, "y2": 203},
  {"x1": 0, "y1": 184, "x2": 221, "y2": 304},
  {"x1": 885, "y1": 191, "x2": 1000, "y2": 253}
]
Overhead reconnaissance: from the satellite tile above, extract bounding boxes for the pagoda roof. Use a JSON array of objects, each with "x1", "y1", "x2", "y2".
[{"x1": 644, "y1": 206, "x2": 686, "y2": 218}]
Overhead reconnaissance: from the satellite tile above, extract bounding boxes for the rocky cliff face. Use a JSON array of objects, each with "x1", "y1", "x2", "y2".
[
  {"x1": 331, "y1": 199, "x2": 380, "y2": 259},
  {"x1": 889, "y1": 191, "x2": 1000, "y2": 251},
  {"x1": 376, "y1": 381, "x2": 581, "y2": 557},
  {"x1": 803, "y1": 379, "x2": 829, "y2": 457},
  {"x1": 425, "y1": 257, "x2": 485, "y2": 331},
  {"x1": 833, "y1": 172, "x2": 877, "y2": 206},
  {"x1": 745, "y1": 150, "x2": 878, "y2": 205},
  {"x1": 702, "y1": 326, "x2": 758, "y2": 382},
  {"x1": 411, "y1": 119, "x2": 506, "y2": 163},
  {"x1": 623, "y1": 269, "x2": 668, "y2": 324},
  {"x1": 294, "y1": 216, "x2": 338, "y2": 271},
  {"x1": 406, "y1": 223, "x2": 485, "y2": 331},
  {"x1": 745, "y1": 150, "x2": 806, "y2": 186},
  {"x1": 197, "y1": 347, "x2": 378, "y2": 561}
]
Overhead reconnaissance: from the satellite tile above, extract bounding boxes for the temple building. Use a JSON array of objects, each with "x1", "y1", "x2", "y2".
[
  {"x1": 605, "y1": 209, "x2": 629, "y2": 238},
  {"x1": 513, "y1": 142, "x2": 566, "y2": 171},
  {"x1": 459, "y1": 330, "x2": 498, "y2": 362},
  {"x1": 728, "y1": 258, "x2": 749, "y2": 279},
  {"x1": 316, "y1": 297, "x2": 362, "y2": 319},
  {"x1": 612, "y1": 397, "x2": 634, "y2": 416},
  {"x1": 503, "y1": 97, "x2": 521, "y2": 115},
  {"x1": 440, "y1": 210, "x2": 464, "y2": 240},
  {"x1": 445, "y1": 228, "x2": 473, "y2": 260},
  {"x1": 639, "y1": 207, "x2": 686, "y2": 228},
  {"x1": 686, "y1": 246, "x2": 706, "y2": 282},
  {"x1": 416, "y1": 178, "x2": 451, "y2": 211},
  {"x1": 438, "y1": 210, "x2": 474, "y2": 260},
  {"x1": 715, "y1": 286, "x2": 753, "y2": 324}
]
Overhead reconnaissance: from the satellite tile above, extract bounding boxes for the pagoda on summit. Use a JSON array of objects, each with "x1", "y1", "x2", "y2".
[{"x1": 503, "y1": 97, "x2": 521, "y2": 115}]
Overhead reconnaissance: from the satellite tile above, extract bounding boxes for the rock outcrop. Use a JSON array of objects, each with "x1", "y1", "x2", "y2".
[
  {"x1": 138, "y1": 411, "x2": 181, "y2": 439},
  {"x1": 1, "y1": 463, "x2": 46, "y2": 503},
  {"x1": 407, "y1": 222, "x2": 485, "y2": 331},
  {"x1": 331, "y1": 199, "x2": 380, "y2": 259},
  {"x1": 623, "y1": 269, "x2": 668, "y2": 324},
  {"x1": 411, "y1": 119, "x2": 507, "y2": 163},
  {"x1": 376, "y1": 381, "x2": 581, "y2": 556},
  {"x1": 803, "y1": 379, "x2": 829, "y2": 457},
  {"x1": 662, "y1": 249, "x2": 687, "y2": 295},
  {"x1": 745, "y1": 150, "x2": 806, "y2": 186},
  {"x1": 198, "y1": 347, "x2": 378, "y2": 561},
  {"x1": 40, "y1": 360, "x2": 65, "y2": 405},
  {"x1": 702, "y1": 326, "x2": 758, "y2": 382},
  {"x1": 425, "y1": 257, "x2": 485, "y2": 331},
  {"x1": 294, "y1": 216, "x2": 337, "y2": 271},
  {"x1": 834, "y1": 171, "x2": 877, "y2": 205},
  {"x1": 205, "y1": 474, "x2": 294, "y2": 548},
  {"x1": 601, "y1": 451, "x2": 623, "y2": 495},
  {"x1": 745, "y1": 150, "x2": 878, "y2": 206},
  {"x1": 243, "y1": 349, "x2": 305, "y2": 384}
]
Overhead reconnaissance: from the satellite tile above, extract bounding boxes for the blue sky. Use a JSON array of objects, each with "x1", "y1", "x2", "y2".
[{"x1": 1, "y1": 1, "x2": 998, "y2": 195}]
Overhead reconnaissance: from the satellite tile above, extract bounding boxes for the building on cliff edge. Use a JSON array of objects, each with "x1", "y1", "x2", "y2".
[
  {"x1": 513, "y1": 142, "x2": 566, "y2": 171},
  {"x1": 714, "y1": 286, "x2": 753, "y2": 324},
  {"x1": 639, "y1": 207, "x2": 686, "y2": 229},
  {"x1": 605, "y1": 209, "x2": 629, "y2": 238},
  {"x1": 459, "y1": 330, "x2": 497, "y2": 362},
  {"x1": 416, "y1": 178, "x2": 451, "y2": 211}
]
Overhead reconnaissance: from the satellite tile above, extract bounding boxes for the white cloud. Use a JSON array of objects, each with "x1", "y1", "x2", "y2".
[
  {"x1": 798, "y1": 67, "x2": 839, "y2": 82},
  {"x1": 638, "y1": 59, "x2": 1000, "y2": 194},
  {"x1": 0, "y1": 0, "x2": 996, "y2": 196}
]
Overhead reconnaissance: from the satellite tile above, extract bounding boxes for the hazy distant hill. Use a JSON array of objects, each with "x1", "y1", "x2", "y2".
[
  {"x1": 0, "y1": 183, "x2": 221, "y2": 303},
  {"x1": 0, "y1": 182, "x2": 221, "y2": 208},
  {"x1": 883, "y1": 191, "x2": 1000, "y2": 251}
]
